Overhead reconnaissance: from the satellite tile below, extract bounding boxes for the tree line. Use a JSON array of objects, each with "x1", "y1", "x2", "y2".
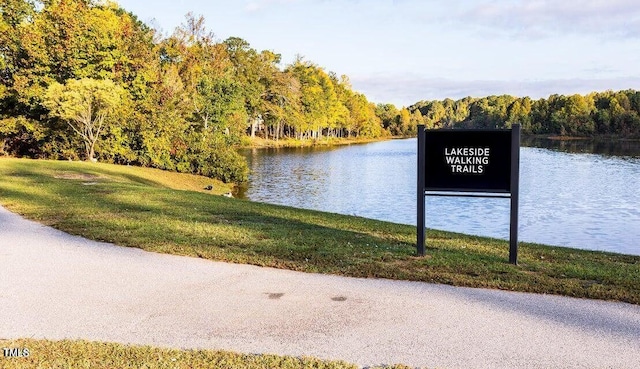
[
  {"x1": 0, "y1": 0, "x2": 386, "y2": 183},
  {"x1": 409, "y1": 91, "x2": 640, "y2": 137},
  {"x1": 2, "y1": 1, "x2": 638, "y2": 184}
]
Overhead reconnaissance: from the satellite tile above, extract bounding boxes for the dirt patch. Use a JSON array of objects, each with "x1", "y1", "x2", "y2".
[{"x1": 54, "y1": 172, "x2": 101, "y2": 181}]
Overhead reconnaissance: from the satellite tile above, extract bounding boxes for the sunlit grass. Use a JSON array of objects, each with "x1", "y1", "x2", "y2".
[
  {"x1": 0, "y1": 157, "x2": 638, "y2": 304},
  {"x1": 0, "y1": 338, "x2": 415, "y2": 369}
]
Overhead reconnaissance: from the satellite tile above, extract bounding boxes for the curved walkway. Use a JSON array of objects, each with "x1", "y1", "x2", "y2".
[{"x1": 1, "y1": 206, "x2": 639, "y2": 368}]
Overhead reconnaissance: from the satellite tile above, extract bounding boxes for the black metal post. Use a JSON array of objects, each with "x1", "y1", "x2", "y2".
[
  {"x1": 417, "y1": 125, "x2": 426, "y2": 256},
  {"x1": 509, "y1": 124, "x2": 521, "y2": 265}
]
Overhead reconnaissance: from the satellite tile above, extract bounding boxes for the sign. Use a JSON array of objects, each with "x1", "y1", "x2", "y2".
[
  {"x1": 424, "y1": 129, "x2": 512, "y2": 193},
  {"x1": 417, "y1": 125, "x2": 520, "y2": 264}
]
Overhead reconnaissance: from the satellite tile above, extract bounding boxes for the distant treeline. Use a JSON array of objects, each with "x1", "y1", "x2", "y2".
[
  {"x1": 0, "y1": 0, "x2": 385, "y2": 183},
  {"x1": 406, "y1": 91, "x2": 640, "y2": 137}
]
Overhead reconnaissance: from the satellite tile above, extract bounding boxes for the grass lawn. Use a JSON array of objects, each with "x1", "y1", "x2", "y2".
[
  {"x1": 0, "y1": 338, "x2": 412, "y2": 369},
  {"x1": 0, "y1": 157, "x2": 639, "y2": 305}
]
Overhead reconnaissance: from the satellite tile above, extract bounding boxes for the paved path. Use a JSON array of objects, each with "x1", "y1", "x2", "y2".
[{"x1": 1, "y1": 206, "x2": 639, "y2": 368}]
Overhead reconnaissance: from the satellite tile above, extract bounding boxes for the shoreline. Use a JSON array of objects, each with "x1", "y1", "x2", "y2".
[
  {"x1": 239, "y1": 135, "x2": 412, "y2": 150},
  {"x1": 1, "y1": 157, "x2": 638, "y2": 305},
  {"x1": 524, "y1": 133, "x2": 640, "y2": 141},
  {"x1": 239, "y1": 134, "x2": 640, "y2": 150}
]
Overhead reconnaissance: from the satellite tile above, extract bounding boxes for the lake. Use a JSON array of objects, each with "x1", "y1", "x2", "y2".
[{"x1": 238, "y1": 137, "x2": 640, "y2": 256}]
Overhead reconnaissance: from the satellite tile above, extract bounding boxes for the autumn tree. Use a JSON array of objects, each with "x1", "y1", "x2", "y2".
[
  {"x1": 258, "y1": 56, "x2": 303, "y2": 140},
  {"x1": 0, "y1": 0, "x2": 35, "y2": 99},
  {"x1": 286, "y1": 58, "x2": 346, "y2": 139}
]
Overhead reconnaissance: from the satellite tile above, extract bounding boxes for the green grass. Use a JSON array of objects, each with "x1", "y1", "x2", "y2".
[
  {"x1": 0, "y1": 157, "x2": 639, "y2": 304},
  {"x1": 0, "y1": 339, "x2": 414, "y2": 369}
]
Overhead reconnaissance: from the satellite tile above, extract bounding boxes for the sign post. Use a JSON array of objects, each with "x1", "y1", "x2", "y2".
[
  {"x1": 509, "y1": 125, "x2": 520, "y2": 264},
  {"x1": 417, "y1": 126, "x2": 426, "y2": 256},
  {"x1": 417, "y1": 124, "x2": 521, "y2": 264}
]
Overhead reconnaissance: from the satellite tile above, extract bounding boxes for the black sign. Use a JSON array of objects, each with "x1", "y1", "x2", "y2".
[
  {"x1": 417, "y1": 125, "x2": 521, "y2": 264},
  {"x1": 424, "y1": 129, "x2": 512, "y2": 193}
]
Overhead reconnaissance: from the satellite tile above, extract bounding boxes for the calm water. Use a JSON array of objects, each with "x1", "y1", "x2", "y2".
[{"x1": 238, "y1": 138, "x2": 640, "y2": 256}]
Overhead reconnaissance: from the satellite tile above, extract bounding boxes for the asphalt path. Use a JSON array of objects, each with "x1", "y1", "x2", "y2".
[{"x1": 1, "y1": 205, "x2": 639, "y2": 368}]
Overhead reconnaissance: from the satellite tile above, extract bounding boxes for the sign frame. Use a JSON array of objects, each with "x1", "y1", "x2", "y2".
[{"x1": 417, "y1": 124, "x2": 520, "y2": 264}]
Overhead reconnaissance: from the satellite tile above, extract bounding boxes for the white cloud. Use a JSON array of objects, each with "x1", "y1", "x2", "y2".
[
  {"x1": 450, "y1": 0, "x2": 640, "y2": 39},
  {"x1": 351, "y1": 73, "x2": 640, "y2": 106},
  {"x1": 244, "y1": 0, "x2": 299, "y2": 13}
]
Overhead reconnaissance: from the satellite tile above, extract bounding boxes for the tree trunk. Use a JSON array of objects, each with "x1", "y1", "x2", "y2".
[
  {"x1": 250, "y1": 118, "x2": 256, "y2": 138},
  {"x1": 87, "y1": 140, "x2": 96, "y2": 162}
]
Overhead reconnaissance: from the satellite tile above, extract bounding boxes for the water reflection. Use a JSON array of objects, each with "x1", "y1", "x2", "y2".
[
  {"x1": 522, "y1": 136, "x2": 640, "y2": 158},
  {"x1": 239, "y1": 138, "x2": 640, "y2": 256}
]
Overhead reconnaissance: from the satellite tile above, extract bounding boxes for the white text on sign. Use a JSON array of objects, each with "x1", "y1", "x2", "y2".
[{"x1": 444, "y1": 147, "x2": 490, "y2": 174}]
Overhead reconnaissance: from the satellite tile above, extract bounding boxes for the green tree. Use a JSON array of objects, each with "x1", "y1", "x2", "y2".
[
  {"x1": 44, "y1": 78, "x2": 125, "y2": 161},
  {"x1": 223, "y1": 37, "x2": 264, "y2": 134},
  {"x1": 423, "y1": 101, "x2": 446, "y2": 128},
  {"x1": 550, "y1": 94, "x2": 595, "y2": 135},
  {"x1": 506, "y1": 97, "x2": 532, "y2": 131},
  {"x1": 193, "y1": 73, "x2": 246, "y2": 140},
  {"x1": 375, "y1": 103, "x2": 400, "y2": 131}
]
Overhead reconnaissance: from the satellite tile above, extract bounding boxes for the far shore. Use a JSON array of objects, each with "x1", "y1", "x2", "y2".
[
  {"x1": 242, "y1": 133, "x2": 640, "y2": 151},
  {"x1": 524, "y1": 133, "x2": 640, "y2": 141},
  {"x1": 241, "y1": 135, "x2": 405, "y2": 149}
]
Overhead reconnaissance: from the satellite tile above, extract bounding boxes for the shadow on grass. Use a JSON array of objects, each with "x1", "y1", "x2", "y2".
[
  {"x1": 0, "y1": 168, "x2": 511, "y2": 280},
  {"x1": 0, "y1": 182, "x2": 68, "y2": 216},
  {"x1": 81, "y1": 164, "x2": 171, "y2": 188},
  {"x1": 1, "y1": 158, "x2": 175, "y2": 189},
  {"x1": 4, "y1": 159, "x2": 638, "y2": 304},
  {"x1": 80, "y1": 186, "x2": 512, "y2": 278}
]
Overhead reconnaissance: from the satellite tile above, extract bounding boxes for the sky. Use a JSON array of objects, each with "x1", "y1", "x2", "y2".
[{"x1": 116, "y1": 0, "x2": 640, "y2": 107}]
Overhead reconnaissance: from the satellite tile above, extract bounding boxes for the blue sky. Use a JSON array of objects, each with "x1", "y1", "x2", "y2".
[{"x1": 116, "y1": 0, "x2": 640, "y2": 107}]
